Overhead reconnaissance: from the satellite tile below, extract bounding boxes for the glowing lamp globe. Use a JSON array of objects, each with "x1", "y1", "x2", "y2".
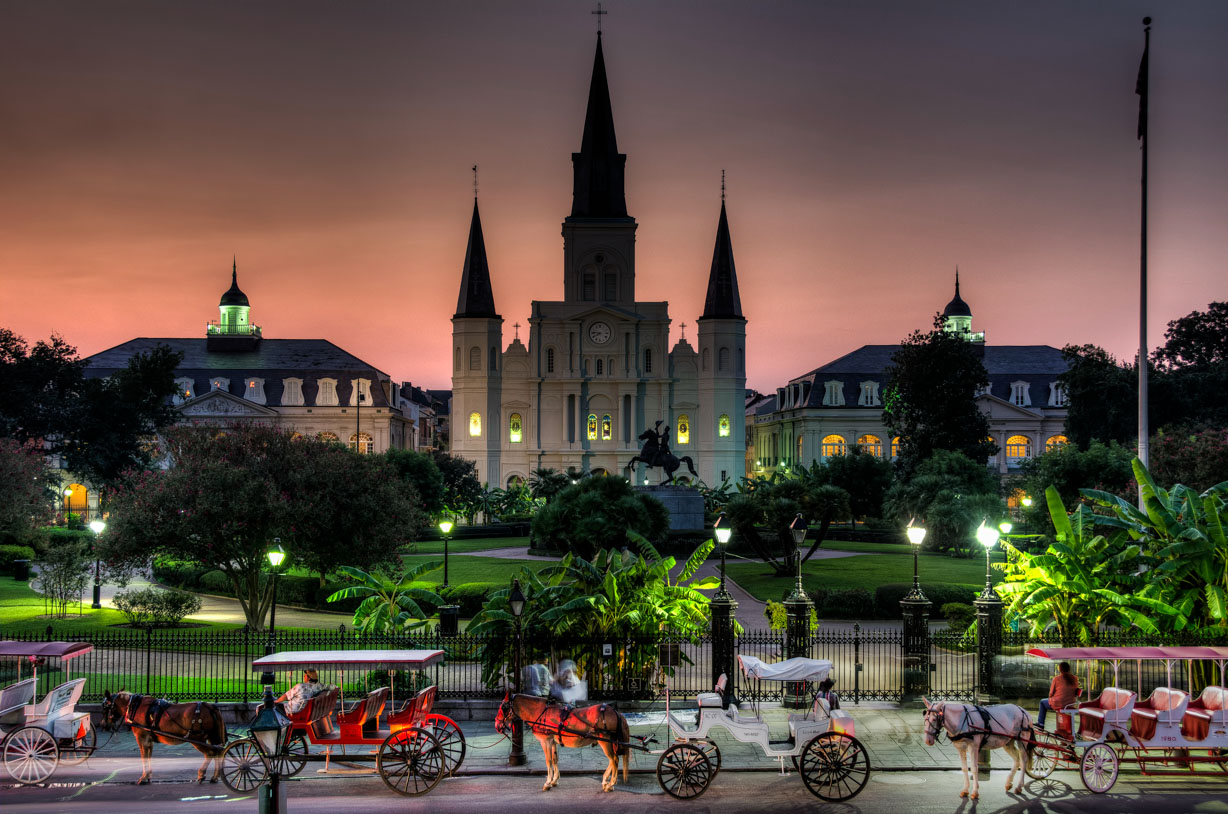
[
  {"x1": 266, "y1": 541, "x2": 286, "y2": 569},
  {"x1": 89, "y1": 520, "x2": 106, "y2": 535},
  {"x1": 905, "y1": 524, "x2": 926, "y2": 546},
  {"x1": 975, "y1": 522, "x2": 999, "y2": 549}
]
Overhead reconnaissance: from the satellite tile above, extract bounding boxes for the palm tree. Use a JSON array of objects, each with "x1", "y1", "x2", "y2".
[
  {"x1": 326, "y1": 561, "x2": 445, "y2": 635},
  {"x1": 528, "y1": 468, "x2": 569, "y2": 504}
]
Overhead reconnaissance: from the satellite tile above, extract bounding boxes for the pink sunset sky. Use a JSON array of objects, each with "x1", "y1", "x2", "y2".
[{"x1": 2, "y1": 1, "x2": 1226, "y2": 393}]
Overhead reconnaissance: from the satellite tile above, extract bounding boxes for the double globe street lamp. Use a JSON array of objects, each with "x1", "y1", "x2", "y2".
[{"x1": 261, "y1": 540, "x2": 286, "y2": 687}]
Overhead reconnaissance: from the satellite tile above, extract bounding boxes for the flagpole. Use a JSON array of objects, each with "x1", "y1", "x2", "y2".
[{"x1": 1137, "y1": 16, "x2": 1151, "y2": 478}]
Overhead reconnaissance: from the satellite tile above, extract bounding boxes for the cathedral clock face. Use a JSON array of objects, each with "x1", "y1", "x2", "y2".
[{"x1": 588, "y1": 321, "x2": 612, "y2": 344}]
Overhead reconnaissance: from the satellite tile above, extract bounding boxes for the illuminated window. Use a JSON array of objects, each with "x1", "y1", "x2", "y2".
[
  {"x1": 63, "y1": 483, "x2": 88, "y2": 514},
  {"x1": 1045, "y1": 434, "x2": 1069, "y2": 452},
  {"x1": 210, "y1": 377, "x2": 230, "y2": 392},
  {"x1": 244, "y1": 378, "x2": 267, "y2": 404},
  {"x1": 1007, "y1": 488, "x2": 1027, "y2": 509},
  {"x1": 797, "y1": 435, "x2": 804, "y2": 461},
  {"x1": 349, "y1": 432, "x2": 373, "y2": 454},
  {"x1": 1006, "y1": 434, "x2": 1032, "y2": 463},
  {"x1": 1010, "y1": 381, "x2": 1032, "y2": 407},
  {"x1": 281, "y1": 378, "x2": 304, "y2": 406},
  {"x1": 173, "y1": 377, "x2": 194, "y2": 405},
  {"x1": 587, "y1": 414, "x2": 598, "y2": 440},
  {"x1": 677, "y1": 415, "x2": 690, "y2": 444},
  {"x1": 470, "y1": 347, "x2": 481, "y2": 371},
  {"x1": 318, "y1": 432, "x2": 340, "y2": 443},
  {"x1": 316, "y1": 378, "x2": 338, "y2": 406},
  {"x1": 857, "y1": 434, "x2": 883, "y2": 457},
  {"x1": 601, "y1": 414, "x2": 612, "y2": 441},
  {"x1": 718, "y1": 347, "x2": 730, "y2": 371},
  {"x1": 822, "y1": 380, "x2": 845, "y2": 406},
  {"x1": 644, "y1": 348, "x2": 653, "y2": 374},
  {"x1": 290, "y1": 432, "x2": 303, "y2": 441},
  {"x1": 509, "y1": 413, "x2": 523, "y2": 443},
  {"x1": 891, "y1": 436, "x2": 901, "y2": 458},
  {"x1": 546, "y1": 348, "x2": 555, "y2": 373},
  {"x1": 469, "y1": 412, "x2": 482, "y2": 437},
  {"x1": 1048, "y1": 382, "x2": 1068, "y2": 406},
  {"x1": 718, "y1": 414, "x2": 731, "y2": 437},
  {"x1": 858, "y1": 381, "x2": 881, "y2": 407},
  {"x1": 821, "y1": 434, "x2": 846, "y2": 459}
]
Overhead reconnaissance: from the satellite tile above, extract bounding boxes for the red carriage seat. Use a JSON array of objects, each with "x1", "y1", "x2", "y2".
[
  {"x1": 285, "y1": 687, "x2": 339, "y2": 739},
  {"x1": 337, "y1": 686, "x2": 390, "y2": 740},
  {"x1": 388, "y1": 685, "x2": 437, "y2": 733},
  {"x1": 1129, "y1": 687, "x2": 1189, "y2": 740},
  {"x1": 1181, "y1": 686, "x2": 1227, "y2": 742},
  {"x1": 1077, "y1": 687, "x2": 1135, "y2": 739}
]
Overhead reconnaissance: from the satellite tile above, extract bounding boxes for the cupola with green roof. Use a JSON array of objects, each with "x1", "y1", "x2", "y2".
[{"x1": 207, "y1": 259, "x2": 262, "y2": 351}]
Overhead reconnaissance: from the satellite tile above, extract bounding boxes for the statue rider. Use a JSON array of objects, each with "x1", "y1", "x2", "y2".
[{"x1": 656, "y1": 421, "x2": 672, "y2": 460}]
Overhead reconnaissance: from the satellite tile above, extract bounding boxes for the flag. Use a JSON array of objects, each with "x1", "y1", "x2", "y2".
[{"x1": 1135, "y1": 38, "x2": 1149, "y2": 141}]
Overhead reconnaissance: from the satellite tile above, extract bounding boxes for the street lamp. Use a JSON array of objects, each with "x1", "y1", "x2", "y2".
[
  {"x1": 438, "y1": 518, "x2": 459, "y2": 635},
  {"x1": 89, "y1": 520, "x2": 106, "y2": 609},
  {"x1": 975, "y1": 522, "x2": 1000, "y2": 600},
  {"x1": 63, "y1": 487, "x2": 73, "y2": 523},
  {"x1": 904, "y1": 521, "x2": 927, "y2": 601},
  {"x1": 788, "y1": 513, "x2": 808, "y2": 601},
  {"x1": 713, "y1": 513, "x2": 732, "y2": 600},
  {"x1": 250, "y1": 686, "x2": 292, "y2": 814},
  {"x1": 900, "y1": 520, "x2": 931, "y2": 701},
  {"x1": 507, "y1": 579, "x2": 527, "y2": 767},
  {"x1": 438, "y1": 519, "x2": 455, "y2": 588},
  {"x1": 261, "y1": 540, "x2": 286, "y2": 687},
  {"x1": 1021, "y1": 496, "x2": 1033, "y2": 508},
  {"x1": 355, "y1": 390, "x2": 366, "y2": 453}
]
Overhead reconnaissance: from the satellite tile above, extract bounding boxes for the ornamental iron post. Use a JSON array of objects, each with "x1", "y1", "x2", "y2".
[
  {"x1": 783, "y1": 514, "x2": 814, "y2": 708},
  {"x1": 900, "y1": 522, "x2": 932, "y2": 702},
  {"x1": 710, "y1": 515, "x2": 738, "y2": 705},
  {"x1": 974, "y1": 523, "x2": 1003, "y2": 703},
  {"x1": 437, "y1": 518, "x2": 459, "y2": 635},
  {"x1": 507, "y1": 579, "x2": 527, "y2": 767}
]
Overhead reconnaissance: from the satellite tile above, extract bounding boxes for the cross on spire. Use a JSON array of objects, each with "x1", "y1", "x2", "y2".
[
  {"x1": 592, "y1": 1, "x2": 607, "y2": 33},
  {"x1": 513, "y1": 322, "x2": 521, "y2": 340},
  {"x1": 680, "y1": 321, "x2": 687, "y2": 340},
  {"x1": 721, "y1": 169, "x2": 726, "y2": 202},
  {"x1": 472, "y1": 164, "x2": 479, "y2": 198}
]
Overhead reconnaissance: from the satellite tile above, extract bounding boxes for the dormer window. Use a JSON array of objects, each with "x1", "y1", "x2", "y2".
[
  {"x1": 245, "y1": 378, "x2": 267, "y2": 405},
  {"x1": 822, "y1": 380, "x2": 845, "y2": 407},
  {"x1": 210, "y1": 377, "x2": 230, "y2": 392},
  {"x1": 975, "y1": 384, "x2": 992, "y2": 398},
  {"x1": 316, "y1": 378, "x2": 338, "y2": 406},
  {"x1": 858, "y1": 381, "x2": 881, "y2": 407},
  {"x1": 350, "y1": 378, "x2": 372, "y2": 406},
  {"x1": 281, "y1": 378, "x2": 304, "y2": 406},
  {"x1": 173, "y1": 377, "x2": 195, "y2": 405},
  {"x1": 1048, "y1": 382, "x2": 1068, "y2": 407},
  {"x1": 1009, "y1": 381, "x2": 1032, "y2": 407}
]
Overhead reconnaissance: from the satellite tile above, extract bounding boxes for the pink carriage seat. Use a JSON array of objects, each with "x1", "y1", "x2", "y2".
[
  {"x1": 0, "y1": 678, "x2": 38, "y2": 725},
  {"x1": 285, "y1": 687, "x2": 338, "y2": 739},
  {"x1": 337, "y1": 686, "x2": 389, "y2": 740},
  {"x1": 1129, "y1": 687, "x2": 1189, "y2": 741},
  {"x1": 388, "y1": 685, "x2": 437, "y2": 733},
  {"x1": 1077, "y1": 687, "x2": 1135, "y2": 739},
  {"x1": 697, "y1": 674, "x2": 727, "y2": 709},
  {"x1": 1182, "y1": 686, "x2": 1227, "y2": 742}
]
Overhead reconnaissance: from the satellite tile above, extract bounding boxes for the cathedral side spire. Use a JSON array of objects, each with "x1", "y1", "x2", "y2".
[
  {"x1": 455, "y1": 199, "x2": 499, "y2": 319},
  {"x1": 569, "y1": 35, "x2": 628, "y2": 219},
  {"x1": 700, "y1": 200, "x2": 743, "y2": 320}
]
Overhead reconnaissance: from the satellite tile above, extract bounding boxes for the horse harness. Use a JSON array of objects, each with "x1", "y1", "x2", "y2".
[
  {"x1": 528, "y1": 701, "x2": 609, "y2": 742},
  {"x1": 124, "y1": 694, "x2": 208, "y2": 741}
]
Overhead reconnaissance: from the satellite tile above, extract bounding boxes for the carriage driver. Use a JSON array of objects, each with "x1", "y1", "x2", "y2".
[
  {"x1": 1037, "y1": 661, "x2": 1079, "y2": 728},
  {"x1": 276, "y1": 669, "x2": 326, "y2": 714}
]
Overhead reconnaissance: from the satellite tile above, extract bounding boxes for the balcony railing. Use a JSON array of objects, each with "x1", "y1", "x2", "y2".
[{"x1": 206, "y1": 322, "x2": 262, "y2": 337}]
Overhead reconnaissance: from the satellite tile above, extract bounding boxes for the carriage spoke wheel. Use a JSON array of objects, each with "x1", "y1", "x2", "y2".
[
  {"x1": 656, "y1": 742, "x2": 713, "y2": 799},
  {"x1": 1024, "y1": 729, "x2": 1061, "y2": 780},
  {"x1": 377, "y1": 727, "x2": 444, "y2": 796},
  {"x1": 1080, "y1": 743, "x2": 1119, "y2": 794},
  {"x1": 219, "y1": 739, "x2": 269, "y2": 793},
  {"x1": 423, "y1": 714, "x2": 466, "y2": 775},
  {"x1": 3, "y1": 727, "x2": 59, "y2": 785},
  {"x1": 800, "y1": 732, "x2": 871, "y2": 802},
  {"x1": 696, "y1": 739, "x2": 721, "y2": 775},
  {"x1": 57, "y1": 725, "x2": 96, "y2": 765},
  {"x1": 271, "y1": 733, "x2": 309, "y2": 778}
]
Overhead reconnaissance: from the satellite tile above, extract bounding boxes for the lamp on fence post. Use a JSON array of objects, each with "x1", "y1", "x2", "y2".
[
  {"x1": 89, "y1": 520, "x2": 106, "y2": 609},
  {"x1": 507, "y1": 578, "x2": 527, "y2": 767},
  {"x1": 900, "y1": 521, "x2": 931, "y2": 703},
  {"x1": 262, "y1": 540, "x2": 286, "y2": 687},
  {"x1": 437, "y1": 518, "x2": 460, "y2": 635},
  {"x1": 974, "y1": 522, "x2": 1003, "y2": 705},
  {"x1": 710, "y1": 514, "x2": 738, "y2": 706},
  {"x1": 783, "y1": 513, "x2": 814, "y2": 709},
  {"x1": 252, "y1": 686, "x2": 291, "y2": 814}
]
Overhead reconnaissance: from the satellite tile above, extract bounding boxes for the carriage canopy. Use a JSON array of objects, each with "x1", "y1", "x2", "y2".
[
  {"x1": 738, "y1": 655, "x2": 832, "y2": 682},
  {"x1": 251, "y1": 649, "x2": 445, "y2": 672},
  {"x1": 1027, "y1": 646, "x2": 1228, "y2": 663},
  {"x1": 0, "y1": 641, "x2": 94, "y2": 662}
]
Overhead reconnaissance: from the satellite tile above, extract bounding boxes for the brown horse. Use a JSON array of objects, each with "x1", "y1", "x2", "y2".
[
  {"x1": 495, "y1": 693, "x2": 630, "y2": 792},
  {"x1": 101, "y1": 690, "x2": 227, "y2": 785}
]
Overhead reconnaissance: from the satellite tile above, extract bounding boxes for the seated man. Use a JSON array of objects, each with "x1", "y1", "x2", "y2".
[{"x1": 276, "y1": 669, "x2": 326, "y2": 715}]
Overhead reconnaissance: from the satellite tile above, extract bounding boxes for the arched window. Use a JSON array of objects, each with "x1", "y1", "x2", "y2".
[
  {"x1": 587, "y1": 414, "x2": 598, "y2": 441},
  {"x1": 507, "y1": 474, "x2": 524, "y2": 488},
  {"x1": 63, "y1": 483, "x2": 88, "y2": 516},
  {"x1": 469, "y1": 412, "x2": 482, "y2": 437},
  {"x1": 821, "y1": 434, "x2": 846, "y2": 459},
  {"x1": 1045, "y1": 434, "x2": 1069, "y2": 452},
  {"x1": 469, "y1": 346, "x2": 481, "y2": 371},
  {"x1": 349, "y1": 432, "x2": 373, "y2": 454},
  {"x1": 718, "y1": 414, "x2": 731, "y2": 437},
  {"x1": 891, "y1": 436, "x2": 902, "y2": 458},
  {"x1": 546, "y1": 347, "x2": 555, "y2": 373},
  {"x1": 1006, "y1": 434, "x2": 1031, "y2": 463},
  {"x1": 644, "y1": 348, "x2": 653, "y2": 373},
  {"x1": 677, "y1": 415, "x2": 690, "y2": 445},
  {"x1": 718, "y1": 347, "x2": 730, "y2": 371},
  {"x1": 318, "y1": 431, "x2": 340, "y2": 443},
  {"x1": 583, "y1": 273, "x2": 596, "y2": 300},
  {"x1": 490, "y1": 347, "x2": 498, "y2": 372},
  {"x1": 595, "y1": 358, "x2": 603, "y2": 375},
  {"x1": 797, "y1": 435, "x2": 804, "y2": 461},
  {"x1": 509, "y1": 413, "x2": 523, "y2": 443},
  {"x1": 601, "y1": 414, "x2": 612, "y2": 441},
  {"x1": 857, "y1": 434, "x2": 883, "y2": 457}
]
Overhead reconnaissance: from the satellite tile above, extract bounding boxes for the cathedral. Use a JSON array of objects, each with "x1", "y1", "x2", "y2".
[{"x1": 450, "y1": 34, "x2": 747, "y2": 489}]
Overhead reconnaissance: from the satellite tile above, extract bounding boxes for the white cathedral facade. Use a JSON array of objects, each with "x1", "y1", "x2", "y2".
[{"x1": 451, "y1": 34, "x2": 747, "y2": 489}]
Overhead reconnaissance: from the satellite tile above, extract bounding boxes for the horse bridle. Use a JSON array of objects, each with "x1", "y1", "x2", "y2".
[{"x1": 923, "y1": 702, "x2": 947, "y2": 744}]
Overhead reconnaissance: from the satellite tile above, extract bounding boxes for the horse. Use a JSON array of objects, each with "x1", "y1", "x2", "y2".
[
  {"x1": 921, "y1": 698, "x2": 1035, "y2": 799},
  {"x1": 625, "y1": 429, "x2": 698, "y2": 485},
  {"x1": 495, "y1": 693, "x2": 630, "y2": 792},
  {"x1": 101, "y1": 690, "x2": 228, "y2": 785}
]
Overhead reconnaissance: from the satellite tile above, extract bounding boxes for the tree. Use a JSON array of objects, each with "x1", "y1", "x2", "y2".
[
  {"x1": 1151, "y1": 302, "x2": 1228, "y2": 430},
  {"x1": 0, "y1": 329, "x2": 84, "y2": 445},
  {"x1": 810, "y1": 447, "x2": 893, "y2": 521},
  {"x1": 724, "y1": 472, "x2": 850, "y2": 575},
  {"x1": 1014, "y1": 440, "x2": 1136, "y2": 532},
  {"x1": 430, "y1": 450, "x2": 482, "y2": 519},
  {"x1": 882, "y1": 317, "x2": 995, "y2": 476},
  {"x1": 528, "y1": 467, "x2": 569, "y2": 504},
  {"x1": 384, "y1": 448, "x2": 446, "y2": 517},
  {"x1": 530, "y1": 476, "x2": 669, "y2": 559},
  {"x1": 326, "y1": 562, "x2": 444, "y2": 635},
  {"x1": 1058, "y1": 344, "x2": 1137, "y2": 449},
  {"x1": 883, "y1": 450, "x2": 1003, "y2": 557},
  {"x1": 33, "y1": 539, "x2": 91, "y2": 619},
  {"x1": 1149, "y1": 428, "x2": 1228, "y2": 493},
  {"x1": 1152, "y1": 301, "x2": 1228, "y2": 370},
  {"x1": 0, "y1": 438, "x2": 55, "y2": 535}
]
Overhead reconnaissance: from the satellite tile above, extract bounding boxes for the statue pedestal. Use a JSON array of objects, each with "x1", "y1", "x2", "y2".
[{"x1": 636, "y1": 485, "x2": 704, "y2": 531}]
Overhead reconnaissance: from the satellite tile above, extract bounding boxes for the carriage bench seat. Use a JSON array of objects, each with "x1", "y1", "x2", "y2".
[
  {"x1": 286, "y1": 687, "x2": 339, "y2": 739},
  {"x1": 697, "y1": 674, "x2": 728, "y2": 709},
  {"x1": 1182, "y1": 686, "x2": 1228, "y2": 741},
  {"x1": 0, "y1": 678, "x2": 37, "y2": 725},
  {"x1": 1130, "y1": 687, "x2": 1189, "y2": 740},
  {"x1": 389, "y1": 685, "x2": 437, "y2": 733},
  {"x1": 338, "y1": 686, "x2": 389, "y2": 740},
  {"x1": 1077, "y1": 687, "x2": 1135, "y2": 738},
  {"x1": 788, "y1": 696, "x2": 830, "y2": 739}
]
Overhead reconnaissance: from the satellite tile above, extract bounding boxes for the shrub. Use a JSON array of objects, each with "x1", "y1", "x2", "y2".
[
  {"x1": 200, "y1": 570, "x2": 231, "y2": 594},
  {"x1": 530, "y1": 476, "x2": 668, "y2": 558},
  {"x1": 32, "y1": 527, "x2": 95, "y2": 557},
  {"x1": 941, "y1": 602, "x2": 977, "y2": 632},
  {"x1": 818, "y1": 588, "x2": 876, "y2": 619},
  {"x1": 0, "y1": 544, "x2": 36, "y2": 572},
  {"x1": 763, "y1": 600, "x2": 819, "y2": 630},
  {"x1": 34, "y1": 540, "x2": 90, "y2": 618},
  {"x1": 874, "y1": 582, "x2": 979, "y2": 616},
  {"x1": 113, "y1": 586, "x2": 203, "y2": 628},
  {"x1": 439, "y1": 582, "x2": 498, "y2": 617}
]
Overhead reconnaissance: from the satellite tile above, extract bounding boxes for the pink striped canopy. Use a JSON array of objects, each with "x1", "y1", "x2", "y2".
[
  {"x1": 0, "y1": 641, "x2": 94, "y2": 661},
  {"x1": 1027, "y1": 646, "x2": 1228, "y2": 662}
]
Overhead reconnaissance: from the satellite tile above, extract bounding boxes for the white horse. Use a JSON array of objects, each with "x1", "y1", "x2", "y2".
[{"x1": 921, "y1": 699, "x2": 1034, "y2": 799}]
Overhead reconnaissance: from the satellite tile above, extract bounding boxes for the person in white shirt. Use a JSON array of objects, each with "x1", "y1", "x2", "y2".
[{"x1": 276, "y1": 670, "x2": 325, "y2": 714}]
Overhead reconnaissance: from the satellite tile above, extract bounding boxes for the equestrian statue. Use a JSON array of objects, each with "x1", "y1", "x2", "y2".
[{"x1": 625, "y1": 420, "x2": 698, "y2": 485}]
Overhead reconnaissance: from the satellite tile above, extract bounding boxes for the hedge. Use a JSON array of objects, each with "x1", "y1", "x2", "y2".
[
  {"x1": 873, "y1": 583, "x2": 981, "y2": 617},
  {"x1": 152, "y1": 560, "x2": 361, "y2": 614},
  {"x1": 438, "y1": 582, "x2": 499, "y2": 617},
  {"x1": 0, "y1": 544, "x2": 36, "y2": 572}
]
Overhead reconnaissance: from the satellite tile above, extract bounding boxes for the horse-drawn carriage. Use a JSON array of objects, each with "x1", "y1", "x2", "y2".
[
  {"x1": 0, "y1": 641, "x2": 96, "y2": 785},
  {"x1": 219, "y1": 649, "x2": 462, "y2": 796}
]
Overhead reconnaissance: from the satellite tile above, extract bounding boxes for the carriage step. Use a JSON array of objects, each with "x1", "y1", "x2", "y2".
[{"x1": 769, "y1": 739, "x2": 794, "y2": 747}]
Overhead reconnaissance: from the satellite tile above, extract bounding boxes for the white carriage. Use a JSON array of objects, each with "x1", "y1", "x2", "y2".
[
  {"x1": 655, "y1": 654, "x2": 870, "y2": 800},
  {"x1": 0, "y1": 641, "x2": 96, "y2": 785}
]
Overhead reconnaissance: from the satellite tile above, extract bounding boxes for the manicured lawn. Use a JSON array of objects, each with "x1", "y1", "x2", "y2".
[
  {"x1": 409, "y1": 536, "x2": 530, "y2": 554},
  {"x1": 400, "y1": 554, "x2": 555, "y2": 586}
]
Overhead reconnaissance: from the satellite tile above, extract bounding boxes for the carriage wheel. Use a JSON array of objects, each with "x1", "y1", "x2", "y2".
[
  {"x1": 57, "y1": 725, "x2": 96, "y2": 766},
  {"x1": 219, "y1": 739, "x2": 269, "y2": 793},
  {"x1": 799, "y1": 732, "x2": 871, "y2": 802},
  {"x1": 377, "y1": 726, "x2": 444, "y2": 796},
  {"x1": 696, "y1": 739, "x2": 722, "y2": 775},
  {"x1": 1080, "y1": 743, "x2": 1119, "y2": 794},
  {"x1": 3, "y1": 727, "x2": 59, "y2": 785},
  {"x1": 271, "y1": 733, "x2": 309, "y2": 778},
  {"x1": 656, "y1": 742, "x2": 714, "y2": 799},
  {"x1": 1024, "y1": 729, "x2": 1061, "y2": 780},
  {"x1": 423, "y1": 714, "x2": 466, "y2": 775}
]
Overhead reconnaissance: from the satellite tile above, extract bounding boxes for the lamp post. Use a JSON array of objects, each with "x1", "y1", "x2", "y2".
[
  {"x1": 710, "y1": 514, "x2": 738, "y2": 704},
  {"x1": 261, "y1": 540, "x2": 286, "y2": 687},
  {"x1": 713, "y1": 514, "x2": 732, "y2": 600},
  {"x1": 355, "y1": 390, "x2": 365, "y2": 453},
  {"x1": 784, "y1": 513, "x2": 814, "y2": 708},
  {"x1": 507, "y1": 579, "x2": 527, "y2": 767},
  {"x1": 974, "y1": 522, "x2": 1003, "y2": 703},
  {"x1": 901, "y1": 522, "x2": 931, "y2": 701},
  {"x1": 251, "y1": 686, "x2": 292, "y2": 814},
  {"x1": 89, "y1": 520, "x2": 106, "y2": 609},
  {"x1": 63, "y1": 487, "x2": 72, "y2": 524},
  {"x1": 438, "y1": 518, "x2": 459, "y2": 635}
]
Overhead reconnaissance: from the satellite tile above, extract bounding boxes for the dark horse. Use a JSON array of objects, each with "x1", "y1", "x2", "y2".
[
  {"x1": 101, "y1": 690, "x2": 227, "y2": 784},
  {"x1": 495, "y1": 693, "x2": 630, "y2": 792},
  {"x1": 625, "y1": 427, "x2": 698, "y2": 485}
]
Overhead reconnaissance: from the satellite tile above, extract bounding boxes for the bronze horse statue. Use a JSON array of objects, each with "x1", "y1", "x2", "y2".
[
  {"x1": 625, "y1": 424, "x2": 698, "y2": 485},
  {"x1": 101, "y1": 690, "x2": 228, "y2": 784},
  {"x1": 495, "y1": 693, "x2": 630, "y2": 792}
]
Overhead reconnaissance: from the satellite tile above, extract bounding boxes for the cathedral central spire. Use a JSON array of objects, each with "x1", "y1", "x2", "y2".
[
  {"x1": 700, "y1": 201, "x2": 744, "y2": 320},
  {"x1": 569, "y1": 35, "x2": 628, "y2": 219},
  {"x1": 454, "y1": 199, "x2": 499, "y2": 319}
]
